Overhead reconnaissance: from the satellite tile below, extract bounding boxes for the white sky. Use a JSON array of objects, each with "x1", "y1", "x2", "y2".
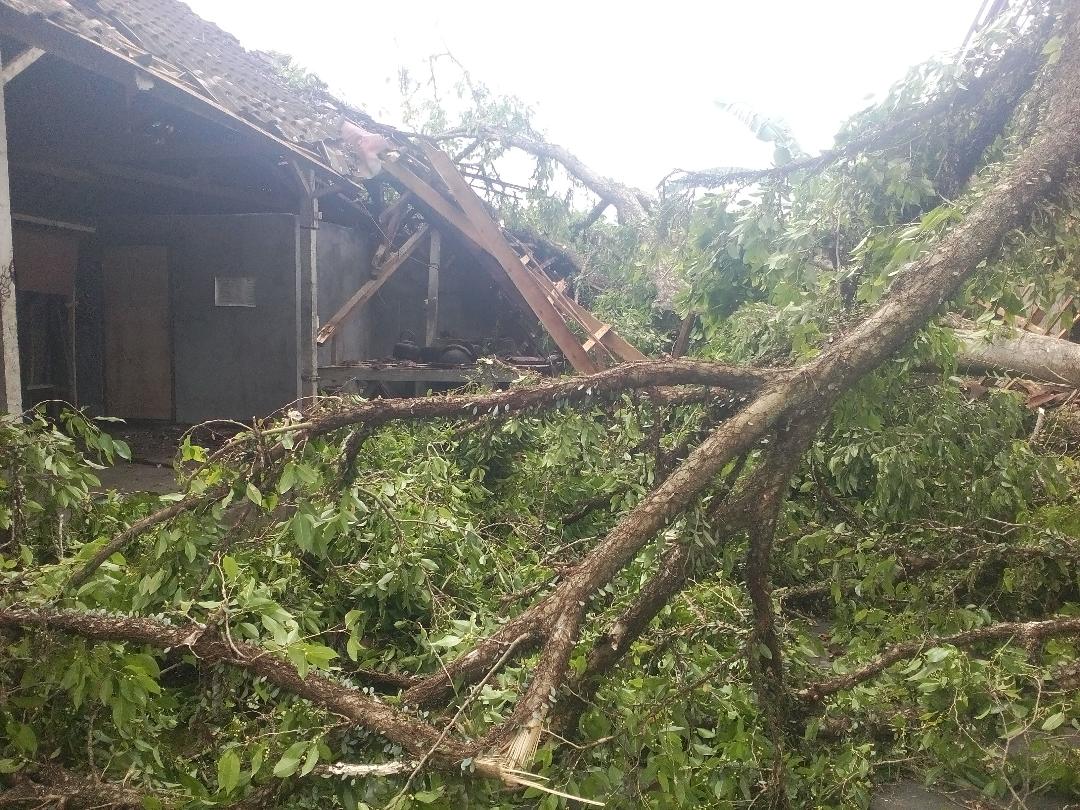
[{"x1": 184, "y1": 0, "x2": 982, "y2": 190}]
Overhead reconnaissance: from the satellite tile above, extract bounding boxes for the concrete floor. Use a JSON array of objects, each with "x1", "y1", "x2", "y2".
[{"x1": 94, "y1": 461, "x2": 179, "y2": 495}]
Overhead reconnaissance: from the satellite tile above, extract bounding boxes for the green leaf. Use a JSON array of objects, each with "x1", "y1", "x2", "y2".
[
  {"x1": 272, "y1": 741, "x2": 309, "y2": 778},
  {"x1": 304, "y1": 644, "x2": 339, "y2": 669},
  {"x1": 221, "y1": 555, "x2": 240, "y2": 580},
  {"x1": 217, "y1": 749, "x2": 241, "y2": 794},
  {"x1": 277, "y1": 463, "x2": 297, "y2": 494},
  {"x1": 9, "y1": 722, "x2": 36, "y2": 754},
  {"x1": 246, "y1": 482, "x2": 263, "y2": 506},
  {"x1": 300, "y1": 743, "x2": 320, "y2": 777},
  {"x1": 0, "y1": 759, "x2": 20, "y2": 774},
  {"x1": 1042, "y1": 711, "x2": 1067, "y2": 732},
  {"x1": 430, "y1": 634, "x2": 462, "y2": 649}
]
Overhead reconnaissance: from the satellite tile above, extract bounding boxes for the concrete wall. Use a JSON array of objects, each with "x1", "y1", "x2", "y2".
[
  {"x1": 315, "y1": 222, "x2": 373, "y2": 365},
  {"x1": 368, "y1": 251, "x2": 514, "y2": 359},
  {"x1": 99, "y1": 214, "x2": 300, "y2": 423}
]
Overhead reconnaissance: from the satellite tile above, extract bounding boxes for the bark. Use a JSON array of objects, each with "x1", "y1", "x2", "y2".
[
  {"x1": 0, "y1": 608, "x2": 495, "y2": 777},
  {"x1": 435, "y1": 127, "x2": 649, "y2": 225},
  {"x1": 0, "y1": 764, "x2": 145, "y2": 808},
  {"x1": 953, "y1": 327, "x2": 1080, "y2": 387},
  {"x1": 799, "y1": 616, "x2": 1080, "y2": 702}
]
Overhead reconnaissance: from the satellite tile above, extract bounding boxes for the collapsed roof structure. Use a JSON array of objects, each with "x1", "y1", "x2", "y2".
[{"x1": 0, "y1": 0, "x2": 645, "y2": 421}]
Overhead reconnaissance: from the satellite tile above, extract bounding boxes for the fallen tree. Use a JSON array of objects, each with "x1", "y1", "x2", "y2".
[{"x1": 2, "y1": 3, "x2": 1079, "y2": 808}]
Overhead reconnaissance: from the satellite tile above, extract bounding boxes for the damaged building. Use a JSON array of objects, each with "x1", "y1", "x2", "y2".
[{"x1": 0, "y1": 0, "x2": 642, "y2": 424}]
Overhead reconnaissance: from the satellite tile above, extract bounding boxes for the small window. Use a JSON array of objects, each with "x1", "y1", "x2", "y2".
[{"x1": 214, "y1": 276, "x2": 255, "y2": 307}]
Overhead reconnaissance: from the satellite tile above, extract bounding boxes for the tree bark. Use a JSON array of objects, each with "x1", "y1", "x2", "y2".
[
  {"x1": 953, "y1": 327, "x2": 1080, "y2": 387},
  {"x1": 437, "y1": 127, "x2": 649, "y2": 225}
]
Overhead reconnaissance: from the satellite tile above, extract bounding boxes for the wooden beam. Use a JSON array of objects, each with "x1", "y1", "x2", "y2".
[
  {"x1": 12, "y1": 213, "x2": 95, "y2": 233},
  {"x1": 17, "y1": 159, "x2": 285, "y2": 210},
  {"x1": 425, "y1": 230, "x2": 441, "y2": 346},
  {"x1": 415, "y1": 144, "x2": 598, "y2": 373},
  {"x1": 379, "y1": 191, "x2": 412, "y2": 230},
  {"x1": 382, "y1": 160, "x2": 537, "y2": 323},
  {"x1": 381, "y1": 159, "x2": 483, "y2": 243},
  {"x1": 0, "y1": 46, "x2": 43, "y2": 85},
  {"x1": 514, "y1": 245, "x2": 647, "y2": 363},
  {"x1": 0, "y1": 48, "x2": 22, "y2": 414},
  {"x1": 317, "y1": 225, "x2": 430, "y2": 344}
]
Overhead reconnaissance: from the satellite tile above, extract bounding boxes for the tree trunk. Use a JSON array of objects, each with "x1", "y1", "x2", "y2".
[{"x1": 954, "y1": 327, "x2": 1080, "y2": 387}]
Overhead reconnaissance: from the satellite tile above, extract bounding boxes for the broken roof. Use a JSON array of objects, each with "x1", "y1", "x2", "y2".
[
  {"x1": 0, "y1": 0, "x2": 381, "y2": 181},
  {"x1": 0, "y1": 0, "x2": 648, "y2": 373}
]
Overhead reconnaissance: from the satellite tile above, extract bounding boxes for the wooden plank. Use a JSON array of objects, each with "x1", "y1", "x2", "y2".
[
  {"x1": 382, "y1": 159, "x2": 561, "y2": 345},
  {"x1": 0, "y1": 46, "x2": 43, "y2": 85},
  {"x1": 102, "y1": 246, "x2": 171, "y2": 420},
  {"x1": 583, "y1": 323, "x2": 611, "y2": 353},
  {"x1": 0, "y1": 47, "x2": 21, "y2": 414},
  {"x1": 517, "y1": 248, "x2": 647, "y2": 362},
  {"x1": 317, "y1": 225, "x2": 430, "y2": 344},
  {"x1": 426, "y1": 230, "x2": 441, "y2": 345},
  {"x1": 417, "y1": 144, "x2": 597, "y2": 373},
  {"x1": 382, "y1": 159, "x2": 484, "y2": 244}
]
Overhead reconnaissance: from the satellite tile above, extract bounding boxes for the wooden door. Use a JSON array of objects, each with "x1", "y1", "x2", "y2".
[{"x1": 102, "y1": 246, "x2": 172, "y2": 420}]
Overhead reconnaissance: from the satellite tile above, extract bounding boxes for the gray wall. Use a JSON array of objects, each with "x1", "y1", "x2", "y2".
[
  {"x1": 369, "y1": 251, "x2": 513, "y2": 359},
  {"x1": 315, "y1": 222, "x2": 373, "y2": 365},
  {"x1": 100, "y1": 214, "x2": 300, "y2": 423}
]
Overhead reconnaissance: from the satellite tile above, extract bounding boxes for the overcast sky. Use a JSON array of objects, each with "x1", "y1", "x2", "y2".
[{"x1": 184, "y1": 1, "x2": 982, "y2": 189}]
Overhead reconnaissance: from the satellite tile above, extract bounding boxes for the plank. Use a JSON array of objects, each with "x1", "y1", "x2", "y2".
[
  {"x1": 0, "y1": 46, "x2": 43, "y2": 84},
  {"x1": 516, "y1": 247, "x2": 647, "y2": 362},
  {"x1": 317, "y1": 225, "x2": 430, "y2": 344}
]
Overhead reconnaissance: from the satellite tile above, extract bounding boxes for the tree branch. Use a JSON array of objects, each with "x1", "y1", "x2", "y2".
[
  {"x1": 434, "y1": 126, "x2": 650, "y2": 225},
  {"x1": 799, "y1": 616, "x2": 1080, "y2": 702}
]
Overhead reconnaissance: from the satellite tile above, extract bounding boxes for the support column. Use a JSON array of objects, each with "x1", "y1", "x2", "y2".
[
  {"x1": 0, "y1": 48, "x2": 22, "y2": 415},
  {"x1": 425, "y1": 230, "x2": 441, "y2": 346},
  {"x1": 297, "y1": 184, "x2": 319, "y2": 405}
]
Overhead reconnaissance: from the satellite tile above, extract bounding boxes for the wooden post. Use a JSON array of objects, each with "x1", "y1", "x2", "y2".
[
  {"x1": 298, "y1": 181, "x2": 320, "y2": 405},
  {"x1": 0, "y1": 48, "x2": 22, "y2": 415},
  {"x1": 425, "y1": 230, "x2": 441, "y2": 346}
]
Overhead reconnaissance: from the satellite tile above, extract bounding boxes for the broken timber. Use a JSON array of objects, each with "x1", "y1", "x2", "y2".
[
  {"x1": 317, "y1": 225, "x2": 430, "y2": 344},
  {"x1": 319, "y1": 130, "x2": 646, "y2": 373}
]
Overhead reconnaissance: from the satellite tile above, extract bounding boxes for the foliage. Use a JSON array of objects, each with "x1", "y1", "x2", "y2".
[{"x1": 3, "y1": 3, "x2": 1080, "y2": 808}]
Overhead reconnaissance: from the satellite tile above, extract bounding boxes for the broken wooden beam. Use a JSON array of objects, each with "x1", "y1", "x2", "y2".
[
  {"x1": 415, "y1": 144, "x2": 598, "y2": 373},
  {"x1": 426, "y1": 230, "x2": 441, "y2": 346},
  {"x1": 317, "y1": 225, "x2": 430, "y2": 345}
]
